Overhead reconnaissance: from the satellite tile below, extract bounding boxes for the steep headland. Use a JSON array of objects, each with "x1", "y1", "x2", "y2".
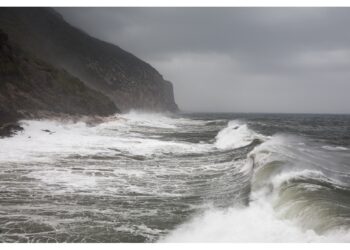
[{"x1": 0, "y1": 8, "x2": 178, "y2": 112}]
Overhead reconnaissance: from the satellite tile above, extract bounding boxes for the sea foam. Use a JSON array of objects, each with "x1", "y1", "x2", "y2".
[{"x1": 214, "y1": 120, "x2": 264, "y2": 150}]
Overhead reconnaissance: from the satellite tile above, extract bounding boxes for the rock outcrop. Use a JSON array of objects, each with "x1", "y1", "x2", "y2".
[
  {"x1": 0, "y1": 29, "x2": 118, "y2": 136},
  {"x1": 0, "y1": 7, "x2": 179, "y2": 112}
]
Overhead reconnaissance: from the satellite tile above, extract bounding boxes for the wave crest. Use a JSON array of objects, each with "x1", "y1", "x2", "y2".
[{"x1": 214, "y1": 120, "x2": 264, "y2": 150}]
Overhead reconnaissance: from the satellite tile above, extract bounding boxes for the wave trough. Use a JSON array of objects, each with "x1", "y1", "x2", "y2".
[{"x1": 1, "y1": 111, "x2": 350, "y2": 242}]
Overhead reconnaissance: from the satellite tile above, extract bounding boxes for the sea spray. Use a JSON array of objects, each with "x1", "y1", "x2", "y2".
[
  {"x1": 1, "y1": 112, "x2": 350, "y2": 242},
  {"x1": 214, "y1": 120, "x2": 265, "y2": 150}
]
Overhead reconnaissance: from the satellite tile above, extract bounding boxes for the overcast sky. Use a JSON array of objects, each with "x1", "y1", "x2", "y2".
[{"x1": 57, "y1": 8, "x2": 350, "y2": 113}]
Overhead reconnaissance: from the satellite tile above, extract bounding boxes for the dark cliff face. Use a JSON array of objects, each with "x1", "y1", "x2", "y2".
[
  {"x1": 0, "y1": 29, "x2": 118, "y2": 127},
  {"x1": 0, "y1": 7, "x2": 179, "y2": 112}
]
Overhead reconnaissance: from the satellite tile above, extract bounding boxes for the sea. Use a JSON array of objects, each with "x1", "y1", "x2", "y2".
[{"x1": 0, "y1": 111, "x2": 350, "y2": 242}]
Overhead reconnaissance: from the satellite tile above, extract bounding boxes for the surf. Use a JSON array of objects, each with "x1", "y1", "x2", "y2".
[
  {"x1": 162, "y1": 127, "x2": 350, "y2": 242},
  {"x1": 1, "y1": 112, "x2": 350, "y2": 242}
]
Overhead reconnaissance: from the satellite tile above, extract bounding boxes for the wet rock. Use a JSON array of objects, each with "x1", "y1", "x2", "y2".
[
  {"x1": 42, "y1": 129, "x2": 55, "y2": 134},
  {"x1": 0, "y1": 29, "x2": 119, "y2": 129},
  {"x1": 0, "y1": 123, "x2": 23, "y2": 137}
]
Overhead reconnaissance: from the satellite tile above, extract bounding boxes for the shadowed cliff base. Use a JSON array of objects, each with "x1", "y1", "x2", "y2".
[
  {"x1": 0, "y1": 7, "x2": 179, "y2": 112},
  {"x1": 0, "y1": 29, "x2": 119, "y2": 137}
]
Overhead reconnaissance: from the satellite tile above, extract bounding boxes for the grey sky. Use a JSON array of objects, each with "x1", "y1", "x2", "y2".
[{"x1": 57, "y1": 8, "x2": 350, "y2": 113}]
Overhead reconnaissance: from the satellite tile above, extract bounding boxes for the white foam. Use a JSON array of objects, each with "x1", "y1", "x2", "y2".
[
  {"x1": 214, "y1": 120, "x2": 264, "y2": 150},
  {"x1": 26, "y1": 169, "x2": 98, "y2": 191},
  {"x1": 119, "y1": 110, "x2": 204, "y2": 129},
  {"x1": 161, "y1": 199, "x2": 350, "y2": 242},
  {"x1": 0, "y1": 115, "x2": 212, "y2": 163},
  {"x1": 163, "y1": 133, "x2": 350, "y2": 242},
  {"x1": 322, "y1": 145, "x2": 348, "y2": 151},
  {"x1": 3, "y1": 112, "x2": 350, "y2": 242},
  {"x1": 0, "y1": 116, "x2": 268, "y2": 163},
  {"x1": 120, "y1": 110, "x2": 178, "y2": 129}
]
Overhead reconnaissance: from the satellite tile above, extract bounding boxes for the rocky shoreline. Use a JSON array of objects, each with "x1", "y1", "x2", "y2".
[
  {"x1": 0, "y1": 111, "x2": 124, "y2": 138},
  {"x1": 0, "y1": 8, "x2": 179, "y2": 137},
  {"x1": 0, "y1": 28, "x2": 119, "y2": 137}
]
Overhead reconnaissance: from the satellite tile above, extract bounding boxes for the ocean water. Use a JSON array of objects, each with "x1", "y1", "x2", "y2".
[{"x1": 0, "y1": 111, "x2": 350, "y2": 242}]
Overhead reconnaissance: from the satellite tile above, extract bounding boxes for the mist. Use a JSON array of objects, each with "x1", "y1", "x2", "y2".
[{"x1": 57, "y1": 7, "x2": 350, "y2": 113}]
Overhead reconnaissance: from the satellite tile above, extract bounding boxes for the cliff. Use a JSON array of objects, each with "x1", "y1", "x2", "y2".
[
  {"x1": 0, "y1": 29, "x2": 118, "y2": 136},
  {"x1": 0, "y1": 7, "x2": 178, "y2": 112}
]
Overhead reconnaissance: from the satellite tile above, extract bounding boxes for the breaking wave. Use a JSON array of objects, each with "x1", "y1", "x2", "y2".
[
  {"x1": 1, "y1": 111, "x2": 350, "y2": 242},
  {"x1": 214, "y1": 120, "x2": 265, "y2": 150},
  {"x1": 162, "y1": 129, "x2": 350, "y2": 242}
]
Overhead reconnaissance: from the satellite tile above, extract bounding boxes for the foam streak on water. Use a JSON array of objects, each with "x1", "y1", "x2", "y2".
[{"x1": 1, "y1": 111, "x2": 350, "y2": 242}]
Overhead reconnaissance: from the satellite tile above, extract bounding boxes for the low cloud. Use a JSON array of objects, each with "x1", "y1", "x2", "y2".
[{"x1": 57, "y1": 7, "x2": 350, "y2": 113}]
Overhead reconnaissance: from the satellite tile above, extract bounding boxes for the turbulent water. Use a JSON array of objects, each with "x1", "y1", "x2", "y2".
[{"x1": 1, "y1": 111, "x2": 350, "y2": 242}]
